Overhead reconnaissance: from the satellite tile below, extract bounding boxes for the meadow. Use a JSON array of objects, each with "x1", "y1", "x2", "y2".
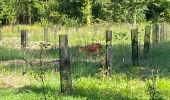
[{"x1": 0, "y1": 23, "x2": 170, "y2": 100}]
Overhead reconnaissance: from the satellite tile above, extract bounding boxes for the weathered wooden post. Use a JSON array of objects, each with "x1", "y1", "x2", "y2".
[
  {"x1": 131, "y1": 28, "x2": 138, "y2": 66},
  {"x1": 160, "y1": 23, "x2": 164, "y2": 41},
  {"x1": 105, "y1": 30, "x2": 112, "y2": 77},
  {"x1": 153, "y1": 23, "x2": 160, "y2": 44},
  {"x1": 21, "y1": 29, "x2": 28, "y2": 49},
  {"x1": 144, "y1": 25, "x2": 151, "y2": 58},
  {"x1": 59, "y1": 35, "x2": 72, "y2": 95},
  {"x1": 164, "y1": 22, "x2": 168, "y2": 39},
  {"x1": 21, "y1": 29, "x2": 28, "y2": 74},
  {"x1": 160, "y1": 22, "x2": 168, "y2": 41},
  {"x1": 44, "y1": 26, "x2": 48, "y2": 46}
]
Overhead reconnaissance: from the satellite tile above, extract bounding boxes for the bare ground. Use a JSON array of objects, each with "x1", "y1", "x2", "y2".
[{"x1": 0, "y1": 74, "x2": 33, "y2": 88}]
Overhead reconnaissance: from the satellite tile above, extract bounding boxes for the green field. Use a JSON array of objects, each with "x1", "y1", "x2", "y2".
[{"x1": 0, "y1": 23, "x2": 170, "y2": 100}]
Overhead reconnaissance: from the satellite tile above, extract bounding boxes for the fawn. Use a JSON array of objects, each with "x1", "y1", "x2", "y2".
[{"x1": 78, "y1": 43, "x2": 102, "y2": 59}]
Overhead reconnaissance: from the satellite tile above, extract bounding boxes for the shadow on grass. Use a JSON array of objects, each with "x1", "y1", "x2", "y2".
[
  {"x1": 18, "y1": 85, "x2": 57, "y2": 94},
  {"x1": 17, "y1": 85, "x2": 131, "y2": 100},
  {"x1": 73, "y1": 87, "x2": 142, "y2": 100},
  {"x1": 0, "y1": 47, "x2": 24, "y2": 61}
]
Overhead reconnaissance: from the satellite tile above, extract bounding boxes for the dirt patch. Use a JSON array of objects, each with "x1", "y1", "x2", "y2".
[{"x1": 0, "y1": 74, "x2": 32, "y2": 88}]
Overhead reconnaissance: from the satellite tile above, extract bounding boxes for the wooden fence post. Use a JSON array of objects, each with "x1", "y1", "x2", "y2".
[
  {"x1": 105, "y1": 30, "x2": 112, "y2": 77},
  {"x1": 144, "y1": 25, "x2": 151, "y2": 58},
  {"x1": 153, "y1": 23, "x2": 160, "y2": 44},
  {"x1": 131, "y1": 28, "x2": 138, "y2": 66},
  {"x1": 160, "y1": 22, "x2": 168, "y2": 41},
  {"x1": 44, "y1": 26, "x2": 48, "y2": 46},
  {"x1": 21, "y1": 29, "x2": 28, "y2": 49},
  {"x1": 160, "y1": 23, "x2": 164, "y2": 41},
  {"x1": 166, "y1": 22, "x2": 169, "y2": 38},
  {"x1": 165, "y1": 22, "x2": 168, "y2": 38},
  {"x1": 59, "y1": 35, "x2": 72, "y2": 95}
]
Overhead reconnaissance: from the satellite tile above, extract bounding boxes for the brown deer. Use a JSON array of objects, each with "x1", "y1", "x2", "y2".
[{"x1": 78, "y1": 43, "x2": 102, "y2": 59}]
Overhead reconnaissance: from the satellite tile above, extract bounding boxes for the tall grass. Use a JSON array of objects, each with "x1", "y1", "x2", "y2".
[{"x1": 0, "y1": 22, "x2": 170, "y2": 99}]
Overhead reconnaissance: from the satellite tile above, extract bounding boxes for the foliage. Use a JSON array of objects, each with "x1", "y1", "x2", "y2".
[
  {"x1": 146, "y1": 75, "x2": 165, "y2": 100},
  {"x1": 80, "y1": 0, "x2": 92, "y2": 25},
  {"x1": 146, "y1": 0, "x2": 170, "y2": 23},
  {"x1": 0, "y1": 0, "x2": 170, "y2": 25}
]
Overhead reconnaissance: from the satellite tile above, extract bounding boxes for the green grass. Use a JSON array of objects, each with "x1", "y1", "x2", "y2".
[
  {"x1": 0, "y1": 71, "x2": 170, "y2": 100},
  {"x1": 0, "y1": 23, "x2": 170, "y2": 99},
  {"x1": 0, "y1": 47, "x2": 24, "y2": 61}
]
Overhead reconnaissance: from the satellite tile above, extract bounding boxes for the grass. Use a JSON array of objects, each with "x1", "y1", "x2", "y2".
[
  {"x1": 0, "y1": 71, "x2": 170, "y2": 100},
  {"x1": 0, "y1": 23, "x2": 170, "y2": 100},
  {"x1": 0, "y1": 47, "x2": 24, "y2": 61}
]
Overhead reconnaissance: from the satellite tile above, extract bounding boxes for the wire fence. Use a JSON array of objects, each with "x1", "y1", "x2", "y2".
[{"x1": 0, "y1": 22, "x2": 170, "y2": 95}]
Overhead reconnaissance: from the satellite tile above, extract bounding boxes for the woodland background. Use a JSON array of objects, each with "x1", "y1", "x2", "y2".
[{"x1": 0, "y1": 0, "x2": 170, "y2": 26}]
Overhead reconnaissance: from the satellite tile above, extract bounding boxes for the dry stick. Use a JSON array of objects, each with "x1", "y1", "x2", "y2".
[
  {"x1": 131, "y1": 28, "x2": 139, "y2": 66},
  {"x1": 105, "y1": 30, "x2": 112, "y2": 77},
  {"x1": 144, "y1": 25, "x2": 151, "y2": 59},
  {"x1": 59, "y1": 35, "x2": 72, "y2": 95}
]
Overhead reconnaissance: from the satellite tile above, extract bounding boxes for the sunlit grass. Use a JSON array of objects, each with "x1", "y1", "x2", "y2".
[{"x1": 0, "y1": 22, "x2": 170, "y2": 99}]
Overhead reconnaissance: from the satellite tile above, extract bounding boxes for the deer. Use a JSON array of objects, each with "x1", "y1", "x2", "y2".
[{"x1": 78, "y1": 43, "x2": 102, "y2": 59}]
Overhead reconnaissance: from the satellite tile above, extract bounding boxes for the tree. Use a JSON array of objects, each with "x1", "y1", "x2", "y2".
[
  {"x1": 0, "y1": 0, "x2": 169, "y2": 26},
  {"x1": 0, "y1": 0, "x2": 17, "y2": 25},
  {"x1": 81, "y1": 0, "x2": 92, "y2": 25},
  {"x1": 146, "y1": 0, "x2": 170, "y2": 23}
]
